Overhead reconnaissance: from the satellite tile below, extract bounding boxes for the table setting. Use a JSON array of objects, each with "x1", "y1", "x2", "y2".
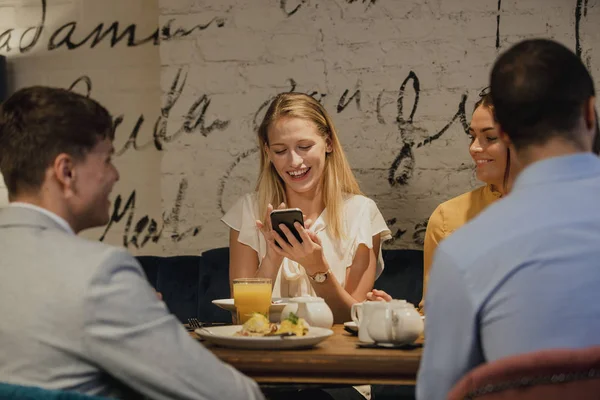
[{"x1": 185, "y1": 277, "x2": 424, "y2": 385}]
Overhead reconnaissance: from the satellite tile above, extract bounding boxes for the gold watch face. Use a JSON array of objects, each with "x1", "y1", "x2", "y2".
[{"x1": 314, "y1": 272, "x2": 327, "y2": 283}]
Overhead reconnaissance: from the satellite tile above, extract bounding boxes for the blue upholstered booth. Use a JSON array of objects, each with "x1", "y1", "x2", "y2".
[
  {"x1": 0, "y1": 382, "x2": 109, "y2": 400},
  {"x1": 137, "y1": 247, "x2": 423, "y2": 323}
]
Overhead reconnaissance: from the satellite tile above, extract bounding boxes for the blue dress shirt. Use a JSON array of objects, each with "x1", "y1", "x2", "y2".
[{"x1": 417, "y1": 153, "x2": 600, "y2": 400}]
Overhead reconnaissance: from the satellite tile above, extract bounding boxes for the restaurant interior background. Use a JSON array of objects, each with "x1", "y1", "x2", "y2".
[{"x1": 0, "y1": 0, "x2": 597, "y2": 256}]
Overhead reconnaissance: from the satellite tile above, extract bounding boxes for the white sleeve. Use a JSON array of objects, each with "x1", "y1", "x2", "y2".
[
  {"x1": 221, "y1": 194, "x2": 263, "y2": 255},
  {"x1": 347, "y1": 197, "x2": 392, "y2": 279}
]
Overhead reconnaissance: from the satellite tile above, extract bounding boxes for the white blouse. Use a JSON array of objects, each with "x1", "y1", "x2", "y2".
[{"x1": 222, "y1": 193, "x2": 392, "y2": 298}]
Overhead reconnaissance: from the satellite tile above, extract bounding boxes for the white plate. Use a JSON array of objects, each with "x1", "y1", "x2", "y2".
[
  {"x1": 212, "y1": 298, "x2": 288, "y2": 313},
  {"x1": 196, "y1": 325, "x2": 334, "y2": 350},
  {"x1": 343, "y1": 321, "x2": 358, "y2": 332}
]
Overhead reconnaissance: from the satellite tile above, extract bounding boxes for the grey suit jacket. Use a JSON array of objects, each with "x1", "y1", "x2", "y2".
[{"x1": 0, "y1": 206, "x2": 264, "y2": 400}]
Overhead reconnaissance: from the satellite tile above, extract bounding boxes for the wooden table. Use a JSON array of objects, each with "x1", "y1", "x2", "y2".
[{"x1": 198, "y1": 325, "x2": 422, "y2": 386}]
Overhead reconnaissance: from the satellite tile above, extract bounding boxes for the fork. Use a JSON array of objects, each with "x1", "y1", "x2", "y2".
[{"x1": 187, "y1": 318, "x2": 203, "y2": 329}]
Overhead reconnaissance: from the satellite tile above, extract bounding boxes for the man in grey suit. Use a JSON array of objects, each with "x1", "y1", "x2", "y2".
[{"x1": 0, "y1": 86, "x2": 265, "y2": 400}]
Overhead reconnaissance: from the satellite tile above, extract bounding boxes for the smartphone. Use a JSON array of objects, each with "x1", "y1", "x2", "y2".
[{"x1": 270, "y1": 208, "x2": 304, "y2": 246}]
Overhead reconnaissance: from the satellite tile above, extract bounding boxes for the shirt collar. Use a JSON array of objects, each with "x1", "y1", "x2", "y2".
[
  {"x1": 483, "y1": 183, "x2": 503, "y2": 200},
  {"x1": 512, "y1": 153, "x2": 600, "y2": 193},
  {"x1": 9, "y1": 202, "x2": 75, "y2": 235}
]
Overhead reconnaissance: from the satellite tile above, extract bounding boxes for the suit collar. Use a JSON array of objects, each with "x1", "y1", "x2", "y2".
[{"x1": 0, "y1": 205, "x2": 73, "y2": 234}]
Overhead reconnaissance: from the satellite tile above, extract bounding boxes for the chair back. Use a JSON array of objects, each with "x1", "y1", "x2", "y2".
[
  {"x1": 0, "y1": 382, "x2": 110, "y2": 399},
  {"x1": 448, "y1": 346, "x2": 600, "y2": 400}
]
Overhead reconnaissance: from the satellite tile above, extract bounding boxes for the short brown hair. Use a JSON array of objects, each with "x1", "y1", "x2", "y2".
[
  {"x1": 0, "y1": 86, "x2": 113, "y2": 196},
  {"x1": 491, "y1": 39, "x2": 595, "y2": 150}
]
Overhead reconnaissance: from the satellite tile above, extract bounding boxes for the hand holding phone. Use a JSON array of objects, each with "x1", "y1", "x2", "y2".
[{"x1": 270, "y1": 208, "x2": 304, "y2": 247}]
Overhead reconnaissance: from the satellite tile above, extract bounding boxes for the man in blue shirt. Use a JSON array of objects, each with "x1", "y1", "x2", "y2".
[{"x1": 417, "y1": 39, "x2": 600, "y2": 399}]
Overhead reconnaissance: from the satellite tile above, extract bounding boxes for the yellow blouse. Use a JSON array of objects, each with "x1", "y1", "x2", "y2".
[{"x1": 420, "y1": 184, "x2": 502, "y2": 307}]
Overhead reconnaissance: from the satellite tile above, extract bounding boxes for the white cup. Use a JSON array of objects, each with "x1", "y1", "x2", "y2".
[
  {"x1": 351, "y1": 301, "x2": 379, "y2": 343},
  {"x1": 366, "y1": 300, "x2": 423, "y2": 345}
]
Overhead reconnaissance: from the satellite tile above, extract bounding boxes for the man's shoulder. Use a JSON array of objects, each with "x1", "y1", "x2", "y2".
[
  {"x1": 36, "y1": 230, "x2": 135, "y2": 271},
  {"x1": 435, "y1": 197, "x2": 518, "y2": 271}
]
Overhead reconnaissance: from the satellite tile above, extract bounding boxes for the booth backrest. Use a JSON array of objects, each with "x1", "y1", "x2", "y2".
[{"x1": 137, "y1": 248, "x2": 423, "y2": 323}]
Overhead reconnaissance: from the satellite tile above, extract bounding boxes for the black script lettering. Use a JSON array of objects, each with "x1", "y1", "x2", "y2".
[
  {"x1": 576, "y1": 0, "x2": 585, "y2": 58},
  {"x1": 161, "y1": 17, "x2": 225, "y2": 40},
  {"x1": 337, "y1": 89, "x2": 361, "y2": 113},
  {"x1": 217, "y1": 147, "x2": 260, "y2": 214},
  {"x1": 280, "y1": 0, "x2": 306, "y2": 17},
  {"x1": 383, "y1": 218, "x2": 407, "y2": 246},
  {"x1": 48, "y1": 21, "x2": 157, "y2": 51},
  {"x1": 252, "y1": 78, "x2": 297, "y2": 131},
  {"x1": 163, "y1": 178, "x2": 202, "y2": 242},
  {"x1": 114, "y1": 114, "x2": 156, "y2": 156},
  {"x1": 376, "y1": 90, "x2": 388, "y2": 124},
  {"x1": 0, "y1": 30, "x2": 13, "y2": 53},
  {"x1": 100, "y1": 190, "x2": 139, "y2": 247},
  {"x1": 100, "y1": 178, "x2": 201, "y2": 248},
  {"x1": 19, "y1": 0, "x2": 46, "y2": 53},
  {"x1": 388, "y1": 71, "x2": 469, "y2": 186},
  {"x1": 154, "y1": 67, "x2": 230, "y2": 146},
  {"x1": 65, "y1": 70, "x2": 229, "y2": 157},
  {"x1": 68, "y1": 75, "x2": 92, "y2": 97},
  {"x1": 252, "y1": 78, "x2": 328, "y2": 131},
  {"x1": 388, "y1": 71, "x2": 420, "y2": 186},
  {"x1": 345, "y1": 0, "x2": 377, "y2": 9},
  {"x1": 412, "y1": 220, "x2": 428, "y2": 247},
  {"x1": 575, "y1": 0, "x2": 592, "y2": 70},
  {"x1": 0, "y1": 0, "x2": 224, "y2": 54},
  {"x1": 496, "y1": 0, "x2": 502, "y2": 50},
  {"x1": 416, "y1": 94, "x2": 468, "y2": 148}
]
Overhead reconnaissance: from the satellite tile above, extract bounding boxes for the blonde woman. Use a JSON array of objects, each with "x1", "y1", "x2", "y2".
[{"x1": 222, "y1": 92, "x2": 391, "y2": 323}]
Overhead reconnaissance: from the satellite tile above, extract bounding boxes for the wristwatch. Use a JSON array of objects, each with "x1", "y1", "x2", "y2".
[{"x1": 309, "y1": 269, "x2": 331, "y2": 283}]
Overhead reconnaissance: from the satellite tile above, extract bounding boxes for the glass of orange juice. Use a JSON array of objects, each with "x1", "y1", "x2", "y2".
[{"x1": 233, "y1": 278, "x2": 272, "y2": 324}]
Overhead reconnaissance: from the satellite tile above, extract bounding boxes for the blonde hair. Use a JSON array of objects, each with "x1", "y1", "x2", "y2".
[{"x1": 256, "y1": 92, "x2": 362, "y2": 239}]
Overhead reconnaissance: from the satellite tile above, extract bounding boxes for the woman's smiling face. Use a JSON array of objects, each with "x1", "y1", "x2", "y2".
[
  {"x1": 266, "y1": 116, "x2": 331, "y2": 196},
  {"x1": 468, "y1": 105, "x2": 508, "y2": 189}
]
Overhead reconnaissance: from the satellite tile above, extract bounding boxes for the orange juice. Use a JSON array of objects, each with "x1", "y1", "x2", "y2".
[{"x1": 233, "y1": 278, "x2": 272, "y2": 324}]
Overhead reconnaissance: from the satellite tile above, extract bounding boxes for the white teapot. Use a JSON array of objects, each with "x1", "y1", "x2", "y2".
[
  {"x1": 280, "y1": 297, "x2": 334, "y2": 329},
  {"x1": 366, "y1": 300, "x2": 423, "y2": 345}
]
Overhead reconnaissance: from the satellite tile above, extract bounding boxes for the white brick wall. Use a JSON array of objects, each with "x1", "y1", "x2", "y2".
[
  {"x1": 0, "y1": 0, "x2": 598, "y2": 255},
  {"x1": 0, "y1": 0, "x2": 162, "y2": 255},
  {"x1": 158, "y1": 0, "x2": 600, "y2": 253}
]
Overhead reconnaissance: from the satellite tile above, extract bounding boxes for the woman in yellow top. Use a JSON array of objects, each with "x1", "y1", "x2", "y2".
[{"x1": 368, "y1": 91, "x2": 517, "y2": 309}]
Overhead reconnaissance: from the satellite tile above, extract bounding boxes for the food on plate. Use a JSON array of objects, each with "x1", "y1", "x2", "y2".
[
  {"x1": 235, "y1": 312, "x2": 309, "y2": 337},
  {"x1": 275, "y1": 312, "x2": 308, "y2": 337},
  {"x1": 235, "y1": 313, "x2": 276, "y2": 336}
]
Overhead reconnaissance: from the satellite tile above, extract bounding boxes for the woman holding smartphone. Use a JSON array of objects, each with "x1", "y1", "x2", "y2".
[{"x1": 222, "y1": 92, "x2": 391, "y2": 323}]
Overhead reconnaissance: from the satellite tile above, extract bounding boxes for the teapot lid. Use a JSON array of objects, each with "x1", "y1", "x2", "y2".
[{"x1": 289, "y1": 296, "x2": 325, "y2": 303}]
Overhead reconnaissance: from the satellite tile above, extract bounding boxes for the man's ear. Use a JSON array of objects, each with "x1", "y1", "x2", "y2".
[
  {"x1": 585, "y1": 96, "x2": 596, "y2": 131},
  {"x1": 53, "y1": 153, "x2": 76, "y2": 195}
]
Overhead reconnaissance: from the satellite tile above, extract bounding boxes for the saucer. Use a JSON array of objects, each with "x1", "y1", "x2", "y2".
[
  {"x1": 357, "y1": 341, "x2": 422, "y2": 350},
  {"x1": 343, "y1": 321, "x2": 358, "y2": 333}
]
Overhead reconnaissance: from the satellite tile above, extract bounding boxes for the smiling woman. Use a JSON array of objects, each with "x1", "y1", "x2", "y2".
[
  {"x1": 418, "y1": 92, "x2": 518, "y2": 309},
  {"x1": 221, "y1": 92, "x2": 391, "y2": 325},
  {"x1": 368, "y1": 92, "x2": 519, "y2": 311}
]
